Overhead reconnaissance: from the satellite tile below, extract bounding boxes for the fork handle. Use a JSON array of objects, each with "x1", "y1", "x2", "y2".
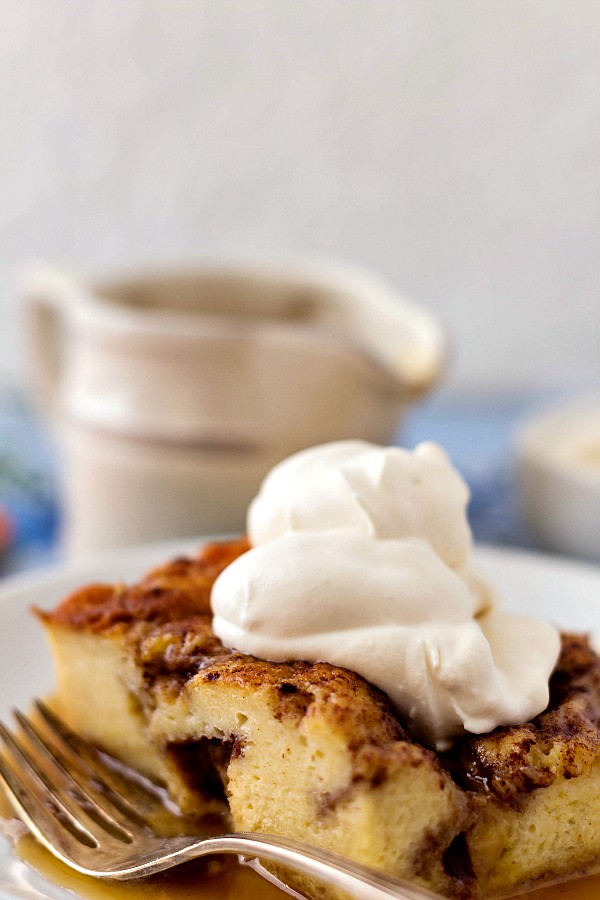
[{"x1": 172, "y1": 832, "x2": 444, "y2": 900}]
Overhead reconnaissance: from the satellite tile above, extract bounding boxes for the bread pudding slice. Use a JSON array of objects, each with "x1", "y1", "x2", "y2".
[{"x1": 38, "y1": 540, "x2": 600, "y2": 899}]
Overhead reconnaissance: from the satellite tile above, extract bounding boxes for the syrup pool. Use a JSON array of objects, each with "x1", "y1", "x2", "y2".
[
  {"x1": 1, "y1": 791, "x2": 598, "y2": 900},
  {"x1": 0, "y1": 791, "x2": 282, "y2": 900}
]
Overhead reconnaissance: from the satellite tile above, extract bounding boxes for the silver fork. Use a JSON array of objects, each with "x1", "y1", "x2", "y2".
[{"x1": 0, "y1": 700, "x2": 445, "y2": 900}]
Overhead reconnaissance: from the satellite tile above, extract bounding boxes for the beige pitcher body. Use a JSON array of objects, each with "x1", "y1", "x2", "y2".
[{"x1": 22, "y1": 261, "x2": 445, "y2": 557}]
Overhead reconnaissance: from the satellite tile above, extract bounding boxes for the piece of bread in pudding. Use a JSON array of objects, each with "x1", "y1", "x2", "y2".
[{"x1": 37, "y1": 540, "x2": 600, "y2": 899}]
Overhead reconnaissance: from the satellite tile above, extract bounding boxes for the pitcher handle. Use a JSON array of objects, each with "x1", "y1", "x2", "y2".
[
  {"x1": 21, "y1": 268, "x2": 78, "y2": 420},
  {"x1": 303, "y1": 263, "x2": 446, "y2": 398}
]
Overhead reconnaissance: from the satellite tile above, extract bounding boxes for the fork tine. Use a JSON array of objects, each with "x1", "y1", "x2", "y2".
[
  {"x1": 35, "y1": 700, "x2": 169, "y2": 822},
  {"x1": 13, "y1": 710, "x2": 139, "y2": 840},
  {"x1": 0, "y1": 731, "x2": 97, "y2": 853}
]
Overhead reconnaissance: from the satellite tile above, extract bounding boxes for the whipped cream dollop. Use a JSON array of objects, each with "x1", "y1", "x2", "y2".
[{"x1": 211, "y1": 441, "x2": 560, "y2": 749}]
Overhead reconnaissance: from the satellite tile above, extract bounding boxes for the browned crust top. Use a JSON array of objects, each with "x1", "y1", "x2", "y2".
[{"x1": 37, "y1": 538, "x2": 249, "y2": 632}]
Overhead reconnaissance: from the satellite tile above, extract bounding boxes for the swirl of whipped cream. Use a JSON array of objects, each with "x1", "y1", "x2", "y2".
[{"x1": 211, "y1": 441, "x2": 560, "y2": 749}]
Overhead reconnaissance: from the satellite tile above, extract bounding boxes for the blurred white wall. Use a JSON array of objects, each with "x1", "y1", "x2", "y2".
[{"x1": 1, "y1": 0, "x2": 600, "y2": 391}]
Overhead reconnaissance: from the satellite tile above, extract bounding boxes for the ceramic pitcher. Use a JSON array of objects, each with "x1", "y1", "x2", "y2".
[{"x1": 22, "y1": 260, "x2": 445, "y2": 557}]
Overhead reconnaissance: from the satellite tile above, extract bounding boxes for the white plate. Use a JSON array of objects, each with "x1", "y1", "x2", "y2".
[{"x1": 0, "y1": 540, "x2": 599, "y2": 899}]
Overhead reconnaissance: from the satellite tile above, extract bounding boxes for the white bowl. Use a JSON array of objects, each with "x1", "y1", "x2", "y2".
[{"x1": 516, "y1": 397, "x2": 600, "y2": 561}]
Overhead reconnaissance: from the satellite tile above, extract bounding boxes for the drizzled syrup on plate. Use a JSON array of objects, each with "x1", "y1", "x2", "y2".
[
  {"x1": 0, "y1": 790, "x2": 284, "y2": 900},
  {"x1": 1, "y1": 792, "x2": 598, "y2": 900}
]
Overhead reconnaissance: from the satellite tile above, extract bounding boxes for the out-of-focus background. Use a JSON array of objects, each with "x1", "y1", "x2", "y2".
[{"x1": 1, "y1": 0, "x2": 600, "y2": 572}]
